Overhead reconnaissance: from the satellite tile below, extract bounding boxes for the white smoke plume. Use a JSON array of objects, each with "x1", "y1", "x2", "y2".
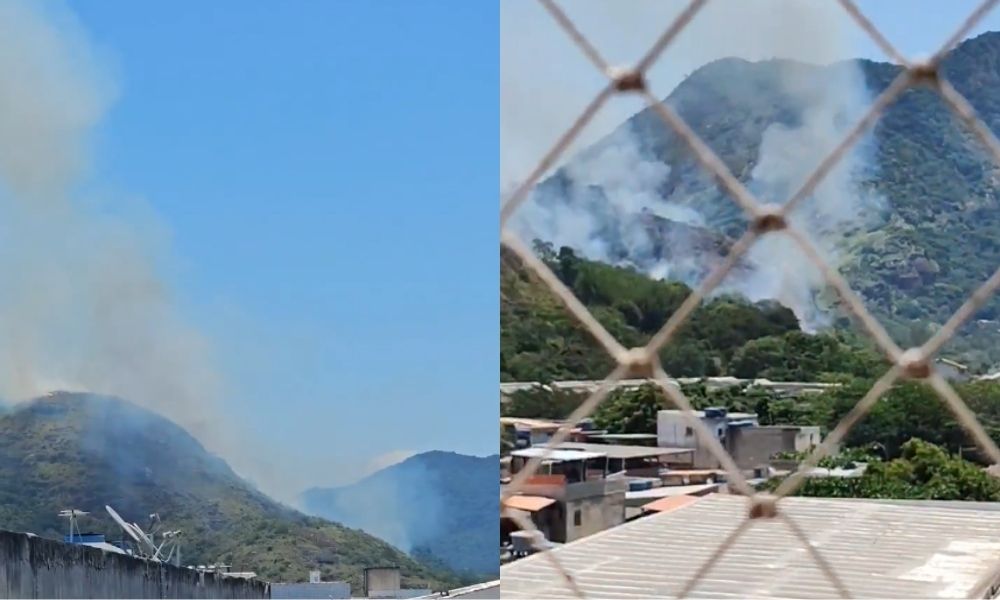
[
  {"x1": 0, "y1": 1, "x2": 242, "y2": 475},
  {"x1": 733, "y1": 59, "x2": 885, "y2": 330},
  {"x1": 503, "y1": 0, "x2": 884, "y2": 329}
]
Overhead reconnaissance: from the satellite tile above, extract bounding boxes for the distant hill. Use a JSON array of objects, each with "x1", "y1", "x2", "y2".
[
  {"x1": 517, "y1": 30, "x2": 1000, "y2": 369},
  {"x1": 0, "y1": 392, "x2": 456, "y2": 590},
  {"x1": 301, "y1": 451, "x2": 498, "y2": 578}
]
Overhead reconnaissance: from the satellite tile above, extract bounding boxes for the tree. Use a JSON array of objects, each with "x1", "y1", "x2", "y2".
[
  {"x1": 729, "y1": 331, "x2": 886, "y2": 381},
  {"x1": 592, "y1": 385, "x2": 668, "y2": 434},
  {"x1": 767, "y1": 439, "x2": 1000, "y2": 501},
  {"x1": 501, "y1": 388, "x2": 584, "y2": 420}
]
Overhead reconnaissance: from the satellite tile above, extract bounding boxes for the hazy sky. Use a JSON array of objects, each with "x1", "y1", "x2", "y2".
[
  {"x1": 17, "y1": 0, "x2": 1000, "y2": 498},
  {"x1": 502, "y1": 0, "x2": 1000, "y2": 186},
  {"x1": 51, "y1": 1, "x2": 497, "y2": 495}
]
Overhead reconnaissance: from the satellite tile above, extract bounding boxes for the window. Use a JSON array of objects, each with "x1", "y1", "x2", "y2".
[
  {"x1": 684, "y1": 427, "x2": 693, "y2": 437},
  {"x1": 573, "y1": 509, "x2": 582, "y2": 527}
]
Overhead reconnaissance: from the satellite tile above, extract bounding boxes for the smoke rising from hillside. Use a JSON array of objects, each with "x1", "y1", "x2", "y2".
[
  {"x1": 503, "y1": 0, "x2": 884, "y2": 330},
  {"x1": 0, "y1": 1, "x2": 240, "y2": 476}
]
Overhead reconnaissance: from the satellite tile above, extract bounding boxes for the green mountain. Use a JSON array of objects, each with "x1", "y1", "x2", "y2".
[
  {"x1": 301, "y1": 451, "x2": 498, "y2": 579},
  {"x1": 0, "y1": 392, "x2": 456, "y2": 591},
  {"x1": 518, "y1": 30, "x2": 1000, "y2": 370}
]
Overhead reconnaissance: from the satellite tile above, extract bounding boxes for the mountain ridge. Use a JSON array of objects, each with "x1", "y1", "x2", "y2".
[
  {"x1": 301, "y1": 449, "x2": 498, "y2": 578},
  {"x1": 0, "y1": 392, "x2": 457, "y2": 590},
  {"x1": 516, "y1": 30, "x2": 1000, "y2": 368}
]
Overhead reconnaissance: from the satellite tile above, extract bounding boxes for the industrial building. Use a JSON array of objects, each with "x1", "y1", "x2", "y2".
[{"x1": 500, "y1": 494, "x2": 1000, "y2": 598}]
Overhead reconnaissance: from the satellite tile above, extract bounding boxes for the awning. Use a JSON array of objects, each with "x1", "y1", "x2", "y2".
[{"x1": 503, "y1": 495, "x2": 556, "y2": 512}]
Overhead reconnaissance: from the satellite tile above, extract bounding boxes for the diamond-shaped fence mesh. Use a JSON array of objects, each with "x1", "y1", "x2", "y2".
[{"x1": 500, "y1": 0, "x2": 1000, "y2": 597}]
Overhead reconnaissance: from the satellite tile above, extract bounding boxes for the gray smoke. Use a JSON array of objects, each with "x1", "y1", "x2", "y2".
[
  {"x1": 0, "y1": 1, "x2": 246, "y2": 482},
  {"x1": 503, "y1": 0, "x2": 885, "y2": 330},
  {"x1": 729, "y1": 59, "x2": 885, "y2": 331}
]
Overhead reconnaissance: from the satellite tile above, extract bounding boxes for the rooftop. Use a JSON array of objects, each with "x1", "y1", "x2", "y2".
[
  {"x1": 538, "y1": 442, "x2": 693, "y2": 460},
  {"x1": 416, "y1": 580, "x2": 500, "y2": 599},
  {"x1": 584, "y1": 433, "x2": 658, "y2": 441},
  {"x1": 641, "y1": 495, "x2": 703, "y2": 514},
  {"x1": 500, "y1": 417, "x2": 566, "y2": 430},
  {"x1": 625, "y1": 483, "x2": 721, "y2": 503},
  {"x1": 502, "y1": 495, "x2": 556, "y2": 513},
  {"x1": 509, "y1": 448, "x2": 607, "y2": 462},
  {"x1": 658, "y1": 409, "x2": 758, "y2": 420},
  {"x1": 938, "y1": 357, "x2": 969, "y2": 371},
  {"x1": 499, "y1": 494, "x2": 1000, "y2": 598}
]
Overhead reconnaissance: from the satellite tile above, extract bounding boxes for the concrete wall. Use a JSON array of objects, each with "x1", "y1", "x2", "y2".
[
  {"x1": 795, "y1": 426, "x2": 822, "y2": 452},
  {"x1": 364, "y1": 567, "x2": 401, "y2": 598},
  {"x1": 564, "y1": 489, "x2": 625, "y2": 543},
  {"x1": 657, "y1": 412, "x2": 728, "y2": 469},
  {"x1": 729, "y1": 426, "x2": 797, "y2": 470},
  {"x1": 271, "y1": 582, "x2": 349, "y2": 599},
  {"x1": 0, "y1": 530, "x2": 269, "y2": 599}
]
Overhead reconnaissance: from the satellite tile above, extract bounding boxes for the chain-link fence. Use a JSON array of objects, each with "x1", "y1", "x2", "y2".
[{"x1": 499, "y1": 0, "x2": 1000, "y2": 596}]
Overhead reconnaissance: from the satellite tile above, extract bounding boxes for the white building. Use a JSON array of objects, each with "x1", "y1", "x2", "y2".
[
  {"x1": 657, "y1": 408, "x2": 758, "y2": 468},
  {"x1": 657, "y1": 409, "x2": 823, "y2": 470}
]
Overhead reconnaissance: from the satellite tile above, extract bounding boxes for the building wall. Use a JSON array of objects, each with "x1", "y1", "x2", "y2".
[
  {"x1": 728, "y1": 427, "x2": 797, "y2": 470},
  {"x1": 365, "y1": 567, "x2": 402, "y2": 598},
  {"x1": 657, "y1": 412, "x2": 728, "y2": 469},
  {"x1": 0, "y1": 530, "x2": 268, "y2": 599},
  {"x1": 564, "y1": 490, "x2": 625, "y2": 543},
  {"x1": 795, "y1": 426, "x2": 822, "y2": 452},
  {"x1": 271, "y1": 582, "x2": 349, "y2": 599}
]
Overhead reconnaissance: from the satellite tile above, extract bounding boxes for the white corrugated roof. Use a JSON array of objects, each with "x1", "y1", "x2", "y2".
[
  {"x1": 510, "y1": 447, "x2": 606, "y2": 462},
  {"x1": 500, "y1": 494, "x2": 1000, "y2": 599},
  {"x1": 82, "y1": 541, "x2": 127, "y2": 555},
  {"x1": 539, "y1": 442, "x2": 693, "y2": 460},
  {"x1": 625, "y1": 483, "x2": 720, "y2": 501}
]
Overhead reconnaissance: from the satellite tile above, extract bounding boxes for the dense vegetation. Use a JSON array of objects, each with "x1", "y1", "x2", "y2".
[
  {"x1": 505, "y1": 379, "x2": 1000, "y2": 463},
  {"x1": 528, "y1": 30, "x2": 1000, "y2": 369},
  {"x1": 0, "y1": 393, "x2": 457, "y2": 590},
  {"x1": 302, "y1": 451, "x2": 498, "y2": 580},
  {"x1": 500, "y1": 245, "x2": 885, "y2": 382},
  {"x1": 503, "y1": 376, "x2": 1000, "y2": 499},
  {"x1": 763, "y1": 439, "x2": 1000, "y2": 501}
]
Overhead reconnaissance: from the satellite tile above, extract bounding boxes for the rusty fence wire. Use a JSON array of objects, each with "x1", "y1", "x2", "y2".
[{"x1": 499, "y1": 0, "x2": 1000, "y2": 597}]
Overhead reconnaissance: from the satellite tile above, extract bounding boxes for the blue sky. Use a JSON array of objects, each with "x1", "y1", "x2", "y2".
[
  {"x1": 41, "y1": 0, "x2": 1000, "y2": 495},
  {"x1": 501, "y1": 0, "x2": 1000, "y2": 184},
  {"x1": 62, "y1": 1, "x2": 498, "y2": 491}
]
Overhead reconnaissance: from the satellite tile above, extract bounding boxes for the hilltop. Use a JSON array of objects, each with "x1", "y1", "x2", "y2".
[
  {"x1": 0, "y1": 392, "x2": 456, "y2": 590},
  {"x1": 518, "y1": 30, "x2": 1000, "y2": 369},
  {"x1": 302, "y1": 450, "x2": 498, "y2": 579}
]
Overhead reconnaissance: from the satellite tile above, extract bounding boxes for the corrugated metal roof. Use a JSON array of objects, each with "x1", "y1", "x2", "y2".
[
  {"x1": 499, "y1": 494, "x2": 1000, "y2": 599},
  {"x1": 539, "y1": 442, "x2": 693, "y2": 460},
  {"x1": 415, "y1": 580, "x2": 500, "y2": 599},
  {"x1": 503, "y1": 495, "x2": 557, "y2": 512},
  {"x1": 500, "y1": 417, "x2": 565, "y2": 430},
  {"x1": 626, "y1": 483, "x2": 720, "y2": 502},
  {"x1": 510, "y1": 448, "x2": 606, "y2": 462}
]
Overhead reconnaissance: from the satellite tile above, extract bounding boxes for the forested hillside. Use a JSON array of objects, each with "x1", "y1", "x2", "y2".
[
  {"x1": 501, "y1": 244, "x2": 886, "y2": 382},
  {"x1": 515, "y1": 30, "x2": 1000, "y2": 369}
]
